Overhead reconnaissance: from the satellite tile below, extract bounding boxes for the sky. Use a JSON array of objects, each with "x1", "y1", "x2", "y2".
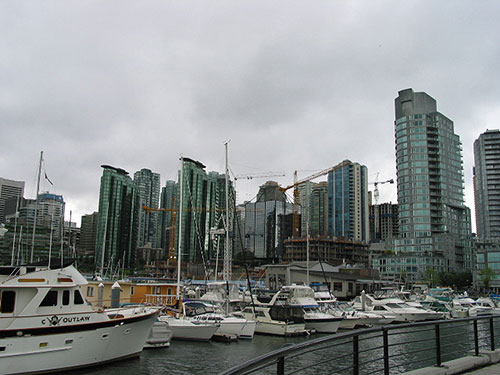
[{"x1": 1, "y1": 1, "x2": 499, "y2": 228}]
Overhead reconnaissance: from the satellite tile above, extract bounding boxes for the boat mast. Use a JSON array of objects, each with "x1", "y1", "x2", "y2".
[
  {"x1": 10, "y1": 194, "x2": 20, "y2": 266},
  {"x1": 30, "y1": 151, "x2": 43, "y2": 263},
  {"x1": 223, "y1": 141, "x2": 231, "y2": 282},
  {"x1": 176, "y1": 157, "x2": 184, "y2": 302}
]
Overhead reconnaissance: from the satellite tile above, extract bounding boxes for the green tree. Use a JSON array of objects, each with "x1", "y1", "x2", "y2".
[
  {"x1": 480, "y1": 267, "x2": 495, "y2": 291},
  {"x1": 424, "y1": 268, "x2": 437, "y2": 287}
]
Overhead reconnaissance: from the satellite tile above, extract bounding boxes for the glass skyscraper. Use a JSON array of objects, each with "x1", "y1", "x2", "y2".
[
  {"x1": 393, "y1": 88, "x2": 472, "y2": 276},
  {"x1": 95, "y1": 165, "x2": 138, "y2": 271},
  {"x1": 134, "y1": 168, "x2": 160, "y2": 248},
  {"x1": 328, "y1": 160, "x2": 369, "y2": 243},
  {"x1": 474, "y1": 129, "x2": 500, "y2": 239}
]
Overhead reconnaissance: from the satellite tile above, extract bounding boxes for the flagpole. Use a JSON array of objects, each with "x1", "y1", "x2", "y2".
[{"x1": 30, "y1": 151, "x2": 43, "y2": 263}]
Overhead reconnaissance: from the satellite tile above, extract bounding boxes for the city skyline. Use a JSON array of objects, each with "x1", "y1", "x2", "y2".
[{"x1": 1, "y1": 2, "x2": 499, "y2": 228}]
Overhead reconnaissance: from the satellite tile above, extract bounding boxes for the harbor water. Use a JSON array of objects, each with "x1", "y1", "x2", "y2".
[{"x1": 73, "y1": 321, "x2": 493, "y2": 375}]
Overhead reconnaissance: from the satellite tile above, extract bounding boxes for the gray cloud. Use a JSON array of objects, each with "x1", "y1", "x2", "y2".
[{"x1": 1, "y1": 0, "x2": 499, "y2": 227}]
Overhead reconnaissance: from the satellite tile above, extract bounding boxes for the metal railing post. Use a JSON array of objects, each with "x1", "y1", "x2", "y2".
[
  {"x1": 490, "y1": 316, "x2": 495, "y2": 351},
  {"x1": 353, "y1": 335, "x2": 359, "y2": 375},
  {"x1": 277, "y1": 356, "x2": 285, "y2": 375},
  {"x1": 473, "y1": 319, "x2": 479, "y2": 356},
  {"x1": 435, "y1": 324, "x2": 442, "y2": 367},
  {"x1": 383, "y1": 328, "x2": 389, "y2": 375}
]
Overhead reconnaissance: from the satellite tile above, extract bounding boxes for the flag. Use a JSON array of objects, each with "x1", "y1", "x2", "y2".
[{"x1": 44, "y1": 172, "x2": 53, "y2": 185}]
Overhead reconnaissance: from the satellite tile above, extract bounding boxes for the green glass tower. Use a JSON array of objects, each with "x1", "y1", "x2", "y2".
[
  {"x1": 95, "y1": 165, "x2": 138, "y2": 271},
  {"x1": 134, "y1": 168, "x2": 160, "y2": 248},
  {"x1": 177, "y1": 158, "x2": 234, "y2": 263},
  {"x1": 393, "y1": 88, "x2": 472, "y2": 277}
]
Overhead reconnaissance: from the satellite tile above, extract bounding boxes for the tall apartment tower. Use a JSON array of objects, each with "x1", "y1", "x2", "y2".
[
  {"x1": 95, "y1": 165, "x2": 138, "y2": 271},
  {"x1": 244, "y1": 181, "x2": 294, "y2": 260},
  {"x1": 80, "y1": 212, "x2": 98, "y2": 256},
  {"x1": 159, "y1": 180, "x2": 177, "y2": 258},
  {"x1": 328, "y1": 160, "x2": 369, "y2": 243},
  {"x1": 0, "y1": 178, "x2": 25, "y2": 224},
  {"x1": 134, "y1": 168, "x2": 160, "y2": 248},
  {"x1": 298, "y1": 181, "x2": 329, "y2": 237},
  {"x1": 177, "y1": 158, "x2": 234, "y2": 263},
  {"x1": 474, "y1": 130, "x2": 500, "y2": 239},
  {"x1": 369, "y1": 203, "x2": 399, "y2": 243},
  {"x1": 394, "y1": 88, "x2": 472, "y2": 274}
]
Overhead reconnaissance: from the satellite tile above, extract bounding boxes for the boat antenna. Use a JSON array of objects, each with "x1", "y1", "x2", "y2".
[{"x1": 30, "y1": 151, "x2": 43, "y2": 263}]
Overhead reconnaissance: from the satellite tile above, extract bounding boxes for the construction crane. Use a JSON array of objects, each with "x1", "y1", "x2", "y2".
[
  {"x1": 278, "y1": 161, "x2": 352, "y2": 238},
  {"x1": 369, "y1": 173, "x2": 394, "y2": 204},
  {"x1": 234, "y1": 172, "x2": 285, "y2": 181}
]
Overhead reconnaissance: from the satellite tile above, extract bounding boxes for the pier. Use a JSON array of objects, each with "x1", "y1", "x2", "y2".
[{"x1": 220, "y1": 315, "x2": 500, "y2": 375}]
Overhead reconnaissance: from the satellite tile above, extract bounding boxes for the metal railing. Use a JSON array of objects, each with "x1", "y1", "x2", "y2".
[{"x1": 220, "y1": 315, "x2": 500, "y2": 375}]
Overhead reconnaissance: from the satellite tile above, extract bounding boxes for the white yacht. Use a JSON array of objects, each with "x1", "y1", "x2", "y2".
[
  {"x1": 452, "y1": 297, "x2": 493, "y2": 317},
  {"x1": 475, "y1": 298, "x2": 500, "y2": 315},
  {"x1": 277, "y1": 285, "x2": 342, "y2": 333},
  {"x1": 183, "y1": 300, "x2": 256, "y2": 339},
  {"x1": 369, "y1": 298, "x2": 443, "y2": 322},
  {"x1": 159, "y1": 313, "x2": 219, "y2": 341},
  {"x1": 0, "y1": 263, "x2": 160, "y2": 375},
  {"x1": 234, "y1": 304, "x2": 307, "y2": 336}
]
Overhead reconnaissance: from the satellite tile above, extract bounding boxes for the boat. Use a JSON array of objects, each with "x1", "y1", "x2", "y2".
[
  {"x1": 0, "y1": 262, "x2": 160, "y2": 375},
  {"x1": 276, "y1": 285, "x2": 342, "y2": 333},
  {"x1": 366, "y1": 297, "x2": 443, "y2": 322},
  {"x1": 159, "y1": 312, "x2": 219, "y2": 341},
  {"x1": 143, "y1": 320, "x2": 173, "y2": 349},
  {"x1": 452, "y1": 296, "x2": 493, "y2": 317},
  {"x1": 234, "y1": 303, "x2": 307, "y2": 337},
  {"x1": 184, "y1": 300, "x2": 256, "y2": 339}
]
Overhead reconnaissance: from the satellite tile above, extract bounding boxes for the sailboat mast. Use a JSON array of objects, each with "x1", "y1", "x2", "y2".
[
  {"x1": 176, "y1": 157, "x2": 184, "y2": 301},
  {"x1": 10, "y1": 194, "x2": 20, "y2": 266},
  {"x1": 223, "y1": 141, "x2": 231, "y2": 282},
  {"x1": 30, "y1": 151, "x2": 43, "y2": 263}
]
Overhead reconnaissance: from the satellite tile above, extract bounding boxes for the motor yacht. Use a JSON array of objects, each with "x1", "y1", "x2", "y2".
[
  {"x1": 0, "y1": 263, "x2": 160, "y2": 375},
  {"x1": 158, "y1": 313, "x2": 219, "y2": 341},
  {"x1": 276, "y1": 285, "x2": 342, "y2": 333},
  {"x1": 183, "y1": 300, "x2": 256, "y2": 339}
]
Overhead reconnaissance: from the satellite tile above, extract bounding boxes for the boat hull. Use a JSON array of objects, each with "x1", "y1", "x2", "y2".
[
  {"x1": 255, "y1": 321, "x2": 307, "y2": 336},
  {"x1": 0, "y1": 312, "x2": 157, "y2": 375}
]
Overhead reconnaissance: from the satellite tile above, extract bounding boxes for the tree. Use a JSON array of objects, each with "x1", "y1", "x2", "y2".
[
  {"x1": 479, "y1": 267, "x2": 495, "y2": 292},
  {"x1": 424, "y1": 268, "x2": 437, "y2": 287}
]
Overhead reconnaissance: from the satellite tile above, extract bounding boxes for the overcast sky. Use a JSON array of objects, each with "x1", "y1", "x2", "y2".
[{"x1": 1, "y1": 1, "x2": 499, "y2": 228}]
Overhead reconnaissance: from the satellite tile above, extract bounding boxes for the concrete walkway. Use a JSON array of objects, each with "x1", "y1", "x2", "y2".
[
  {"x1": 403, "y1": 349, "x2": 500, "y2": 375},
  {"x1": 463, "y1": 362, "x2": 500, "y2": 374}
]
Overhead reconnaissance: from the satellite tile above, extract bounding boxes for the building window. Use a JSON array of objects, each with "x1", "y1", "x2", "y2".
[
  {"x1": 87, "y1": 287, "x2": 94, "y2": 297},
  {"x1": 333, "y1": 283, "x2": 343, "y2": 292}
]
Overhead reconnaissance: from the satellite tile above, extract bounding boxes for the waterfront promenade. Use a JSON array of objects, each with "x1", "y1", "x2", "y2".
[{"x1": 466, "y1": 362, "x2": 500, "y2": 374}]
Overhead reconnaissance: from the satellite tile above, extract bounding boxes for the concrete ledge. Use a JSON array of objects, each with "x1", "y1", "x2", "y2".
[
  {"x1": 467, "y1": 349, "x2": 500, "y2": 364},
  {"x1": 403, "y1": 355, "x2": 490, "y2": 375}
]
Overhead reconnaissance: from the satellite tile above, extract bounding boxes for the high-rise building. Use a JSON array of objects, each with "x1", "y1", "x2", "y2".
[
  {"x1": 244, "y1": 181, "x2": 294, "y2": 260},
  {"x1": 392, "y1": 88, "x2": 472, "y2": 277},
  {"x1": 159, "y1": 180, "x2": 177, "y2": 259},
  {"x1": 80, "y1": 212, "x2": 98, "y2": 256},
  {"x1": 298, "y1": 181, "x2": 329, "y2": 237},
  {"x1": 369, "y1": 203, "x2": 399, "y2": 243},
  {"x1": 177, "y1": 158, "x2": 234, "y2": 263},
  {"x1": 0, "y1": 178, "x2": 24, "y2": 224},
  {"x1": 474, "y1": 129, "x2": 500, "y2": 239},
  {"x1": 95, "y1": 165, "x2": 138, "y2": 271},
  {"x1": 134, "y1": 168, "x2": 160, "y2": 248},
  {"x1": 328, "y1": 160, "x2": 369, "y2": 243}
]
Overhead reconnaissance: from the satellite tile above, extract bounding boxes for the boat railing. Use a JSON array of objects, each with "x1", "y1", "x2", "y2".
[
  {"x1": 144, "y1": 294, "x2": 176, "y2": 306},
  {"x1": 220, "y1": 314, "x2": 500, "y2": 375}
]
